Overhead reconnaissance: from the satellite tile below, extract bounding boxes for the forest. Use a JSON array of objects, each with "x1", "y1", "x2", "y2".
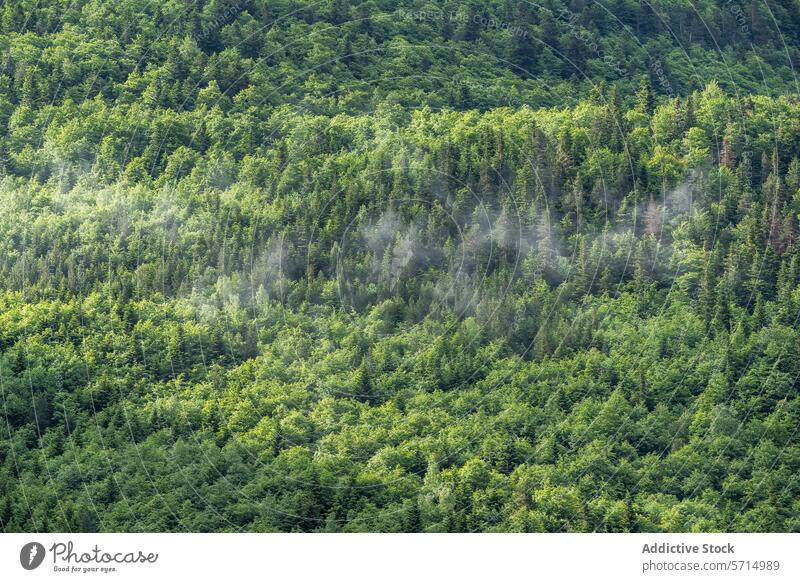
[{"x1": 0, "y1": 0, "x2": 799, "y2": 532}]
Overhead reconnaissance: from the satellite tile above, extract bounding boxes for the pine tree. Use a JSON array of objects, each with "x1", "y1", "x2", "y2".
[
  {"x1": 405, "y1": 499, "x2": 422, "y2": 532},
  {"x1": 353, "y1": 362, "x2": 373, "y2": 403},
  {"x1": 330, "y1": 0, "x2": 350, "y2": 24},
  {"x1": 720, "y1": 136, "x2": 735, "y2": 169},
  {"x1": 507, "y1": 5, "x2": 538, "y2": 75},
  {"x1": 636, "y1": 77, "x2": 655, "y2": 117},
  {"x1": 460, "y1": 2, "x2": 482, "y2": 42}
]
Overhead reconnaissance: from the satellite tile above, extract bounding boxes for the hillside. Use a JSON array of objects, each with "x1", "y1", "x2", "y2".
[{"x1": 0, "y1": 1, "x2": 799, "y2": 532}]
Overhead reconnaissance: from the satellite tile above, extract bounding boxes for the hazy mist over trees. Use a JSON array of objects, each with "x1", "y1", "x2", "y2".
[{"x1": 0, "y1": 1, "x2": 799, "y2": 532}]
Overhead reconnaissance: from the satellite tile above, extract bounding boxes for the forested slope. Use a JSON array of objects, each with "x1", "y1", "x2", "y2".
[{"x1": 0, "y1": 1, "x2": 799, "y2": 532}]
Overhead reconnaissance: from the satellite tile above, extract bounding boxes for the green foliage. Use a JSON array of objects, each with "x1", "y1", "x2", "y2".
[{"x1": 1, "y1": 1, "x2": 799, "y2": 533}]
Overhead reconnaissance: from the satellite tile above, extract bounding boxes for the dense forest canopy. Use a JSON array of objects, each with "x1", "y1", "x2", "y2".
[{"x1": 0, "y1": 1, "x2": 799, "y2": 532}]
